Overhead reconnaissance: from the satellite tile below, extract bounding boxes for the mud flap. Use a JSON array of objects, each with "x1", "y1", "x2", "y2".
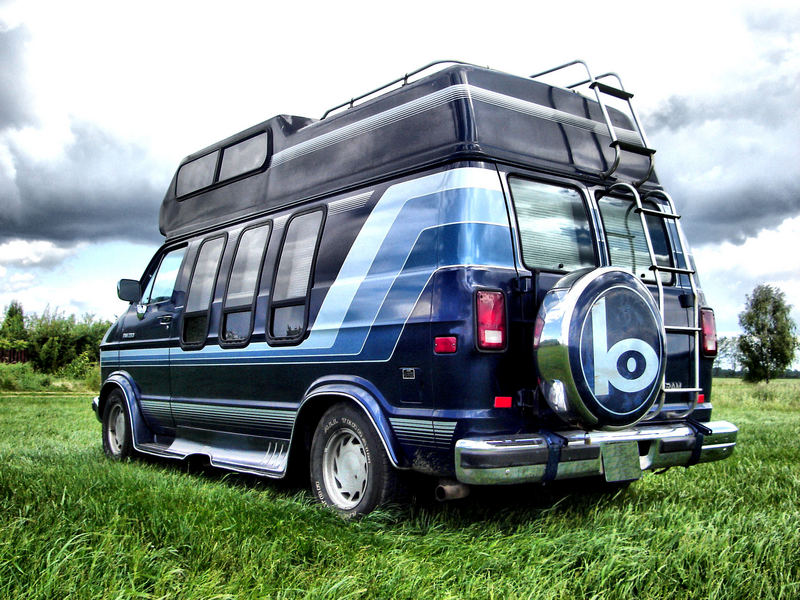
[{"x1": 602, "y1": 441, "x2": 642, "y2": 482}]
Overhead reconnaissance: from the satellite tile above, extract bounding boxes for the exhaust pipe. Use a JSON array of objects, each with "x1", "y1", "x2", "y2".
[{"x1": 435, "y1": 479, "x2": 470, "y2": 502}]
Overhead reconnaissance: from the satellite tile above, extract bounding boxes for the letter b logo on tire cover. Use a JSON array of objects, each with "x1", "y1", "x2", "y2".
[
  {"x1": 535, "y1": 268, "x2": 666, "y2": 429},
  {"x1": 578, "y1": 284, "x2": 663, "y2": 419},
  {"x1": 590, "y1": 297, "x2": 659, "y2": 396}
]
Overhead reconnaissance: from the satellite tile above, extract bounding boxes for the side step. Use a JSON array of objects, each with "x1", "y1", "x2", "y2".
[{"x1": 137, "y1": 428, "x2": 289, "y2": 478}]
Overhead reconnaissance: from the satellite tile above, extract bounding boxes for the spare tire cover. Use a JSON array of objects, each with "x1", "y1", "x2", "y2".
[{"x1": 535, "y1": 267, "x2": 666, "y2": 430}]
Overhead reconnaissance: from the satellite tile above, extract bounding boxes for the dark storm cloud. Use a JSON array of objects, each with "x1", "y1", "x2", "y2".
[
  {"x1": 0, "y1": 23, "x2": 36, "y2": 129},
  {"x1": 677, "y1": 180, "x2": 800, "y2": 246},
  {"x1": 647, "y1": 72, "x2": 799, "y2": 133},
  {"x1": 644, "y1": 33, "x2": 800, "y2": 247},
  {"x1": 0, "y1": 121, "x2": 167, "y2": 246}
]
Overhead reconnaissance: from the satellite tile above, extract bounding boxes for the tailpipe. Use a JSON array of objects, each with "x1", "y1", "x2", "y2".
[{"x1": 435, "y1": 479, "x2": 470, "y2": 502}]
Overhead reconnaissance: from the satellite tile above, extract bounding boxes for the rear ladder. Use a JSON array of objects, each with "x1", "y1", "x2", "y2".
[
  {"x1": 605, "y1": 182, "x2": 702, "y2": 420},
  {"x1": 530, "y1": 59, "x2": 656, "y2": 186}
]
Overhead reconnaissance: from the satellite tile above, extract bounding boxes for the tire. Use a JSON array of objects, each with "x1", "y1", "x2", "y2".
[
  {"x1": 102, "y1": 390, "x2": 135, "y2": 460},
  {"x1": 310, "y1": 403, "x2": 398, "y2": 517}
]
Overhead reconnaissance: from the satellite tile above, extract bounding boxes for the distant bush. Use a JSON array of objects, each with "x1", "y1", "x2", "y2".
[
  {"x1": 83, "y1": 364, "x2": 102, "y2": 391},
  {"x1": 1, "y1": 302, "x2": 111, "y2": 375},
  {"x1": 0, "y1": 363, "x2": 52, "y2": 391},
  {"x1": 59, "y1": 350, "x2": 95, "y2": 380}
]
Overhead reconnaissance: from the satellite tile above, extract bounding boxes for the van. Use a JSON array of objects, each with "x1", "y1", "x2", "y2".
[{"x1": 94, "y1": 60, "x2": 737, "y2": 516}]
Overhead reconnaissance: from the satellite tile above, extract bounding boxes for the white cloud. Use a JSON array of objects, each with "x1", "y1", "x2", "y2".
[
  {"x1": 0, "y1": 264, "x2": 6, "y2": 277},
  {"x1": 0, "y1": 239, "x2": 84, "y2": 267},
  {"x1": 694, "y1": 216, "x2": 800, "y2": 279},
  {"x1": 693, "y1": 217, "x2": 800, "y2": 336}
]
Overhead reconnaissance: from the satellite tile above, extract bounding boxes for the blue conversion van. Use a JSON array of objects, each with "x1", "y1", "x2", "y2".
[{"x1": 94, "y1": 61, "x2": 737, "y2": 516}]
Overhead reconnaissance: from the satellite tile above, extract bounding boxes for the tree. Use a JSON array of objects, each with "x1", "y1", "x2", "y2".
[
  {"x1": 737, "y1": 285, "x2": 799, "y2": 383},
  {"x1": 716, "y1": 335, "x2": 742, "y2": 375},
  {"x1": 0, "y1": 301, "x2": 28, "y2": 342}
]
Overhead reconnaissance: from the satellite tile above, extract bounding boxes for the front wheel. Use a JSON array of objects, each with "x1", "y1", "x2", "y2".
[
  {"x1": 310, "y1": 403, "x2": 398, "y2": 517},
  {"x1": 102, "y1": 390, "x2": 135, "y2": 460}
]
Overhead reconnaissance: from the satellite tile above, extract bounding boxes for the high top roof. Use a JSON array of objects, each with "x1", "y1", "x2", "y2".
[{"x1": 159, "y1": 63, "x2": 657, "y2": 241}]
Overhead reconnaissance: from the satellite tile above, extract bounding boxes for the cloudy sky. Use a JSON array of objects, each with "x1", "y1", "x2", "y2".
[{"x1": 1, "y1": 0, "x2": 798, "y2": 345}]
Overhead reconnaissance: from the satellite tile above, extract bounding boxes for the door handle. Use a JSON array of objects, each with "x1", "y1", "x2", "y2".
[{"x1": 159, "y1": 315, "x2": 173, "y2": 326}]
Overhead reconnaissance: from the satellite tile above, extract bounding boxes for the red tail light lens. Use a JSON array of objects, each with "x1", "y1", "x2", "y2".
[
  {"x1": 699, "y1": 308, "x2": 717, "y2": 356},
  {"x1": 476, "y1": 290, "x2": 506, "y2": 350}
]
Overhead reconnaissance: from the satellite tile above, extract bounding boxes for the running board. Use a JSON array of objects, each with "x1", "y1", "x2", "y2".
[{"x1": 137, "y1": 427, "x2": 289, "y2": 478}]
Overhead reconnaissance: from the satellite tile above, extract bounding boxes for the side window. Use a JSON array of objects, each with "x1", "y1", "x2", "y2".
[
  {"x1": 182, "y1": 236, "x2": 225, "y2": 347},
  {"x1": 508, "y1": 177, "x2": 595, "y2": 272},
  {"x1": 597, "y1": 196, "x2": 674, "y2": 283},
  {"x1": 221, "y1": 223, "x2": 271, "y2": 344},
  {"x1": 270, "y1": 210, "x2": 324, "y2": 341},
  {"x1": 141, "y1": 247, "x2": 186, "y2": 305},
  {"x1": 176, "y1": 151, "x2": 219, "y2": 197},
  {"x1": 218, "y1": 133, "x2": 269, "y2": 182},
  {"x1": 176, "y1": 131, "x2": 270, "y2": 198}
]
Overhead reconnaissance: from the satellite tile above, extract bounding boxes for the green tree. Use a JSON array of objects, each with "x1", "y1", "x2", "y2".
[
  {"x1": 737, "y1": 285, "x2": 799, "y2": 383},
  {"x1": 0, "y1": 301, "x2": 29, "y2": 342},
  {"x1": 717, "y1": 336, "x2": 742, "y2": 373}
]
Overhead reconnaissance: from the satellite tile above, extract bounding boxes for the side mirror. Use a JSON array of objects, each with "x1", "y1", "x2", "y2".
[{"x1": 117, "y1": 279, "x2": 142, "y2": 303}]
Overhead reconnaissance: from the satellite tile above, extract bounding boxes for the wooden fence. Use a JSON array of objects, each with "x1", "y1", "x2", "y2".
[{"x1": 0, "y1": 349, "x2": 28, "y2": 363}]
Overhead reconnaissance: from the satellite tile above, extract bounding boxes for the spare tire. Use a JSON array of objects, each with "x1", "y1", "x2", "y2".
[{"x1": 535, "y1": 267, "x2": 666, "y2": 430}]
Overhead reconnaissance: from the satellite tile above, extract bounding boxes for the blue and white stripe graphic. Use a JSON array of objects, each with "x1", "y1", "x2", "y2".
[{"x1": 114, "y1": 167, "x2": 514, "y2": 368}]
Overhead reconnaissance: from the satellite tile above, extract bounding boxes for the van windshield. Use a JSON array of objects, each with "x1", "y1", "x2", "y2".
[{"x1": 508, "y1": 177, "x2": 595, "y2": 272}]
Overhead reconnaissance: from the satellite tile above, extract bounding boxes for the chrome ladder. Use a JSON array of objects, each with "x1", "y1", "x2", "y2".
[
  {"x1": 606, "y1": 183, "x2": 703, "y2": 420},
  {"x1": 530, "y1": 59, "x2": 702, "y2": 419},
  {"x1": 530, "y1": 59, "x2": 657, "y2": 186}
]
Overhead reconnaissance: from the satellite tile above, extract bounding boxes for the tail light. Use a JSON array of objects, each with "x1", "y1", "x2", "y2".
[
  {"x1": 476, "y1": 290, "x2": 506, "y2": 350},
  {"x1": 699, "y1": 308, "x2": 717, "y2": 356}
]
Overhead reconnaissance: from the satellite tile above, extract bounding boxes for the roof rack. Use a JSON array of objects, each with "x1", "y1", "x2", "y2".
[
  {"x1": 321, "y1": 60, "x2": 486, "y2": 119},
  {"x1": 530, "y1": 59, "x2": 655, "y2": 186}
]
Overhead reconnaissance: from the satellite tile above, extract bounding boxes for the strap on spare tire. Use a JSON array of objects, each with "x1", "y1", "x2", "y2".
[{"x1": 535, "y1": 267, "x2": 666, "y2": 430}]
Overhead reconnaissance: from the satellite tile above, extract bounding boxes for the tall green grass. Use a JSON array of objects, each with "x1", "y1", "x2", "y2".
[
  {"x1": 0, "y1": 362, "x2": 99, "y2": 392},
  {"x1": 1, "y1": 381, "x2": 798, "y2": 599}
]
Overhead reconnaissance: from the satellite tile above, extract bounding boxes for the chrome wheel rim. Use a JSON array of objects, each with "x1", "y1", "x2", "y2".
[
  {"x1": 322, "y1": 428, "x2": 368, "y2": 510},
  {"x1": 107, "y1": 404, "x2": 126, "y2": 456}
]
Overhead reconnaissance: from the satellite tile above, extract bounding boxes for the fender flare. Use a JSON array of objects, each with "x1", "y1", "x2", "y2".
[
  {"x1": 98, "y1": 371, "x2": 156, "y2": 448},
  {"x1": 297, "y1": 376, "x2": 407, "y2": 468}
]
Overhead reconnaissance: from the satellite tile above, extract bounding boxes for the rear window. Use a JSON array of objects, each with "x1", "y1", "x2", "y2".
[
  {"x1": 597, "y1": 196, "x2": 674, "y2": 283},
  {"x1": 508, "y1": 178, "x2": 595, "y2": 272}
]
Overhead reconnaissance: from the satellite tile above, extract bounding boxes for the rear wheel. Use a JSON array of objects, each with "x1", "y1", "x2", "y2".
[
  {"x1": 102, "y1": 390, "x2": 135, "y2": 460},
  {"x1": 310, "y1": 403, "x2": 398, "y2": 517}
]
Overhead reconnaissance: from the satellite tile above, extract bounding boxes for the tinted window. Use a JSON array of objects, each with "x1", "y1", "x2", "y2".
[
  {"x1": 223, "y1": 311, "x2": 253, "y2": 342},
  {"x1": 186, "y1": 238, "x2": 225, "y2": 313},
  {"x1": 272, "y1": 305, "x2": 305, "y2": 339},
  {"x1": 226, "y1": 224, "x2": 270, "y2": 307},
  {"x1": 509, "y1": 178, "x2": 595, "y2": 271},
  {"x1": 147, "y1": 248, "x2": 186, "y2": 304},
  {"x1": 598, "y1": 196, "x2": 673, "y2": 283},
  {"x1": 273, "y1": 212, "x2": 323, "y2": 302},
  {"x1": 176, "y1": 151, "x2": 219, "y2": 197},
  {"x1": 221, "y1": 224, "x2": 271, "y2": 344},
  {"x1": 219, "y1": 133, "x2": 269, "y2": 181},
  {"x1": 270, "y1": 211, "x2": 324, "y2": 339},
  {"x1": 183, "y1": 237, "x2": 225, "y2": 345}
]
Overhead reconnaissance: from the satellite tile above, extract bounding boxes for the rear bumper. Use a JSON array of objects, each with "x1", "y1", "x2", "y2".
[
  {"x1": 455, "y1": 420, "x2": 737, "y2": 485},
  {"x1": 91, "y1": 396, "x2": 101, "y2": 422}
]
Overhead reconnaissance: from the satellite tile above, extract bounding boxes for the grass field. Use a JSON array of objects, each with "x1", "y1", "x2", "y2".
[{"x1": 1, "y1": 381, "x2": 799, "y2": 599}]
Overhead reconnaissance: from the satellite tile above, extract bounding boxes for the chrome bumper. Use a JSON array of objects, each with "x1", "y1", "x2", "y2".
[
  {"x1": 91, "y1": 396, "x2": 101, "y2": 421},
  {"x1": 455, "y1": 420, "x2": 737, "y2": 485}
]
